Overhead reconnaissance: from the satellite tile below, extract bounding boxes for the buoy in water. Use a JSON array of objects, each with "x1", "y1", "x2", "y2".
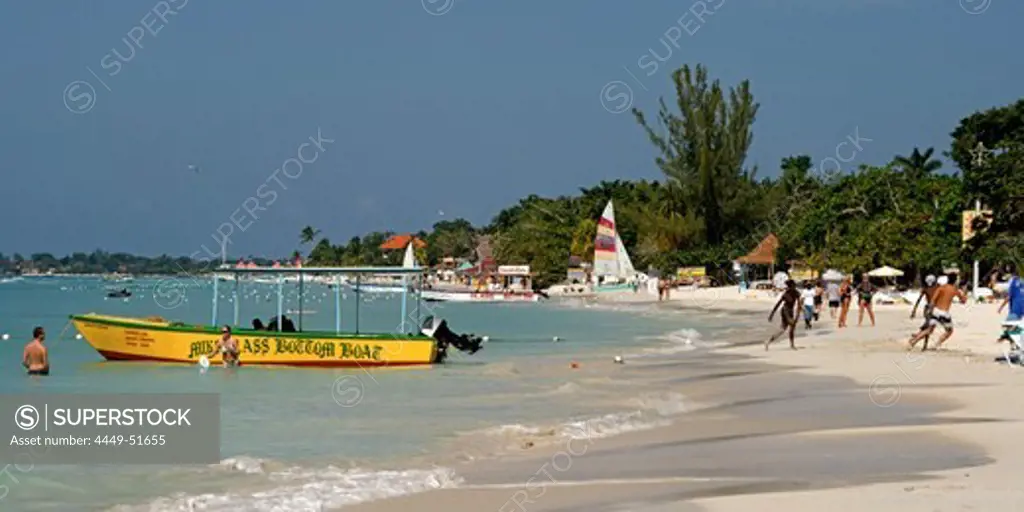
[
  {"x1": 75, "y1": 334, "x2": 83, "y2": 340},
  {"x1": 614, "y1": 355, "x2": 624, "y2": 364},
  {"x1": 553, "y1": 336, "x2": 560, "y2": 342},
  {"x1": 1, "y1": 334, "x2": 8, "y2": 341}
]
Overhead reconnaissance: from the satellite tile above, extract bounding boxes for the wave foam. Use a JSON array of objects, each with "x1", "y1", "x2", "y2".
[
  {"x1": 110, "y1": 465, "x2": 461, "y2": 512},
  {"x1": 455, "y1": 390, "x2": 690, "y2": 458},
  {"x1": 628, "y1": 328, "x2": 704, "y2": 357}
]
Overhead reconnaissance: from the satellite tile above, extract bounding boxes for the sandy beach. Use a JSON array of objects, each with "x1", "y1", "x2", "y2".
[{"x1": 340, "y1": 287, "x2": 1024, "y2": 511}]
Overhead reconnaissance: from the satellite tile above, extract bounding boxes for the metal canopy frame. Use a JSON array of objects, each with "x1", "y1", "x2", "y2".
[{"x1": 210, "y1": 265, "x2": 426, "y2": 335}]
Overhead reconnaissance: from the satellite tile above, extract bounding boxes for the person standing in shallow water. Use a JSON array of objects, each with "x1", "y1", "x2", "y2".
[
  {"x1": 23, "y1": 326, "x2": 49, "y2": 376},
  {"x1": 208, "y1": 325, "x2": 240, "y2": 367},
  {"x1": 766, "y1": 280, "x2": 801, "y2": 351}
]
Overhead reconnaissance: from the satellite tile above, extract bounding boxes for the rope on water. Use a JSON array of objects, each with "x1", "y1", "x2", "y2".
[{"x1": 56, "y1": 319, "x2": 74, "y2": 343}]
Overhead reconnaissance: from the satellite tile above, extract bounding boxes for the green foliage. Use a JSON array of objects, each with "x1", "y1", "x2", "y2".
[
  {"x1": 949, "y1": 99, "x2": 1024, "y2": 267},
  {"x1": 6, "y1": 67, "x2": 1021, "y2": 288}
]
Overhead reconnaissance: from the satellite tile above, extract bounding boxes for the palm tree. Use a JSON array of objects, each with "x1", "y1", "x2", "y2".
[
  {"x1": 299, "y1": 226, "x2": 321, "y2": 246},
  {"x1": 893, "y1": 147, "x2": 942, "y2": 178}
]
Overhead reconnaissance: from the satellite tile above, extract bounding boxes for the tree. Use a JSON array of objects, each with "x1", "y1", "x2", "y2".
[
  {"x1": 299, "y1": 226, "x2": 320, "y2": 246},
  {"x1": 948, "y1": 99, "x2": 1024, "y2": 267},
  {"x1": 892, "y1": 147, "x2": 942, "y2": 178},
  {"x1": 426, "y1": 218, "x2": 476, "y2": 264},
  {"x1": 633, "y1": 64, "x2": 760, "y2": 246}
]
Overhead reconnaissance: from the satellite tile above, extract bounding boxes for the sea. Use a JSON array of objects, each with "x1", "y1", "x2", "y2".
[{"x1": 0, "y1": 276, "x2": 752, "y2": 511}]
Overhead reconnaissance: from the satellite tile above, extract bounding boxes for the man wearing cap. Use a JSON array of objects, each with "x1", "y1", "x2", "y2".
[{"x1": 909, "y1": 275, "x2": 937, "y2": 348}]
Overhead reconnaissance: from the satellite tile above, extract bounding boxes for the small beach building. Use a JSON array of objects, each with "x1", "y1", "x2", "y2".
[{"x1": 736, "y1": 233, "x2": 779, "y2": 287}]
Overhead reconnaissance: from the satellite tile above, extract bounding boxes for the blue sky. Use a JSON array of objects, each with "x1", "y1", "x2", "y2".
[{"x1": 0, "y1": 0, "x2": 1019, "y2": 257}]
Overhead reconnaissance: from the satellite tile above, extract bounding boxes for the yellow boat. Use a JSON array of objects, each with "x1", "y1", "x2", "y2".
[{"x1": 72, "y1": 266, "x2": 483, "y2": 367}]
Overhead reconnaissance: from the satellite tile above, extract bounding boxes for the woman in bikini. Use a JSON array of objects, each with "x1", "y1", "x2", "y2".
[
  {"x1": 837, "y1": 276, "x2": 853, "y2": 328},
  {"x1": 856, "y1": 274, "x2": 876, "y2": 327}
]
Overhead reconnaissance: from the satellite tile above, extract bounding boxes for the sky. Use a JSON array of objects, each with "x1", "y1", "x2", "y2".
[{"x1": 0, "y1": 0, "x2": 1019, "y2": 258}]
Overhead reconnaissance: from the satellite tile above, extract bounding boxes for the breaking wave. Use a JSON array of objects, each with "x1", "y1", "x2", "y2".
[{"x1": 109, "y1": 463, "x2": 461, "y2": 512}]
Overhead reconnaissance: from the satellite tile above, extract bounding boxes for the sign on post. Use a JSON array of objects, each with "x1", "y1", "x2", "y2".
[{"x1": 962, "y1": 210, "x2": 993, "y2": 244}]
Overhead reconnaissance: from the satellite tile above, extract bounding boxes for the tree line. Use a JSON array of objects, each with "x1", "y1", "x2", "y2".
[
  {"x1": 9, "y1": 64, "x2": 1021, "y2": 288},
  {"x1": 300, "y1": 65, "x2": 1022, "y2": 288}
]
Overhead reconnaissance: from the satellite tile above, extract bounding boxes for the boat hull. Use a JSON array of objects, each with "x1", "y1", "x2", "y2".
[
  {"x1": 71, "y1": 314, "x2": 438, "y2": 367},
  {"x1": 595, "y1": 283, "x2": 637, "y2": 293},
  {"x1": 420, "y1": 290, "x2": 541, "y2": 303}
]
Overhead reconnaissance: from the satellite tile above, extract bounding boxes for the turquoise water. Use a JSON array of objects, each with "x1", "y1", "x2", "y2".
[{"x1": 0, "y1": 277, "x2": 742, "y2": 511}]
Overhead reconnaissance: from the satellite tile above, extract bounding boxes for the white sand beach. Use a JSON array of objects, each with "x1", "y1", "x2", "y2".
[{"x1": 340, "y1": 287, "x2": 1024, "y2": 511}]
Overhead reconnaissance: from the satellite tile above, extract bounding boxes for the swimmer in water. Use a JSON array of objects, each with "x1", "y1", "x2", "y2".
[
  {"x1": 208, "y1": 325, "x2": 240, "y2": 367},
  {"x1": 23, "y1": 326, "x2": 50, "y2": 376}
]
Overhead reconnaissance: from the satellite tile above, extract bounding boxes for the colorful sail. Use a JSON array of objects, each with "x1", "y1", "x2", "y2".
[{"x1": 593, "y1": 201, "x2": 619, "y2": 277}]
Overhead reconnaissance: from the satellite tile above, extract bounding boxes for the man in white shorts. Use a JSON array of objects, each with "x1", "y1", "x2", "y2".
[{"x1": 909, "y1": 276, "x2": 965, "y2": 351}]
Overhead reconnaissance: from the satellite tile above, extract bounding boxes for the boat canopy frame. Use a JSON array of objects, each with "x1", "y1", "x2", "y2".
[{"x1": 211, "y1": 265, "x2": 426, "y2": 336}]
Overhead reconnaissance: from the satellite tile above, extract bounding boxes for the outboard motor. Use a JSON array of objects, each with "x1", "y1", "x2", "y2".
[{"x1": 422, "y1": 316, "x2": 483, "y2": 363}]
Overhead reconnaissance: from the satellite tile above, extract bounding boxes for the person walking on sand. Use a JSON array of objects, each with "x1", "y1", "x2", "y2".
[
  {"x1": 766, "y1": 280, "x2": 801, "y2": 350},
  {"x1": 800, "y1": 281, "x2": 816, "y2": 329},
  {"x1": 813, "y1": 280, "x2": 824, "y2": 321},
  {"x1": 908, "y1": 275, "x2": 966, "y2": 351},
  {"x1": 856, "y1": 274, "x2": 876, "y2": 327},
  {"x1": 826, "y1": 278, "x2": 841, "y2": 319},
  {"x1": 998, "y1": 265, "x2": 1023, "y2": 322},
  {"x1": 23, "y1": 327, "x2": 50, "y2": 376},
  {"x1": 909, "y1": 274, "x2": 937, "y2": 350},
  {"x1": 838, "y1": 276, "x2": 853, "y2": 328}
]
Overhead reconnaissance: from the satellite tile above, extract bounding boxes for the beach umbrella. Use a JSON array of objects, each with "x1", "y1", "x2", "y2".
[
  {"x1": 822, "y1": 269, "x2": 844, "y2": 281},
  {"x1": 868, "y1": 265, "x2": 904, "y2": 278}
]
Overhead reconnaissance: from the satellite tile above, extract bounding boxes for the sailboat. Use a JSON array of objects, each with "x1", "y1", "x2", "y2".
[{"x1": 594, "y1": 200, "x2": 639, "y2": 292}]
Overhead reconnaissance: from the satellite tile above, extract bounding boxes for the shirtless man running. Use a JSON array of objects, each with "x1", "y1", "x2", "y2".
[
  {"x1": 766, "y1": 280, "x2": 801, "y2": 351},
  {"x1": 23, "y1": 327, "x2": 50, "y2": 376},
  {"x1": 908, "y1": 276, "x2": 966, "y2": 351}
]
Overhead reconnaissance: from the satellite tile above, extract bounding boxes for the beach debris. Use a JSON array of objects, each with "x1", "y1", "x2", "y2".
[
  {"x1": 570, "y1": 362, "x2": 579, "y2": 369},
  {"x1": 482, "y1": 335, "x2": 490, "y2": 342},
  {"x1": 613, "y1": 355, "x2": 624, "y2": 364}
]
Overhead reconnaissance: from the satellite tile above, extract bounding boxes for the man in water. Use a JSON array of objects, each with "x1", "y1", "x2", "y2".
[
  {"x1": 908, "y1": 275, "x2": 966, "y2": 351},
  {"x1": 908, "y1": 274, "x2": 937, "y2": 350},
  {"x1": 998, "y1": 265, "x2": 1023, "y2": 321},
  {"x1": 208, "y1": 325, "x2": 240, "y2": 367},
  {"x1": 23, "y1": 327, "x2": 49, "y2": 376},
  {"x1": 766, "y1": 280, "x2": 800, "y2": 350}
]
